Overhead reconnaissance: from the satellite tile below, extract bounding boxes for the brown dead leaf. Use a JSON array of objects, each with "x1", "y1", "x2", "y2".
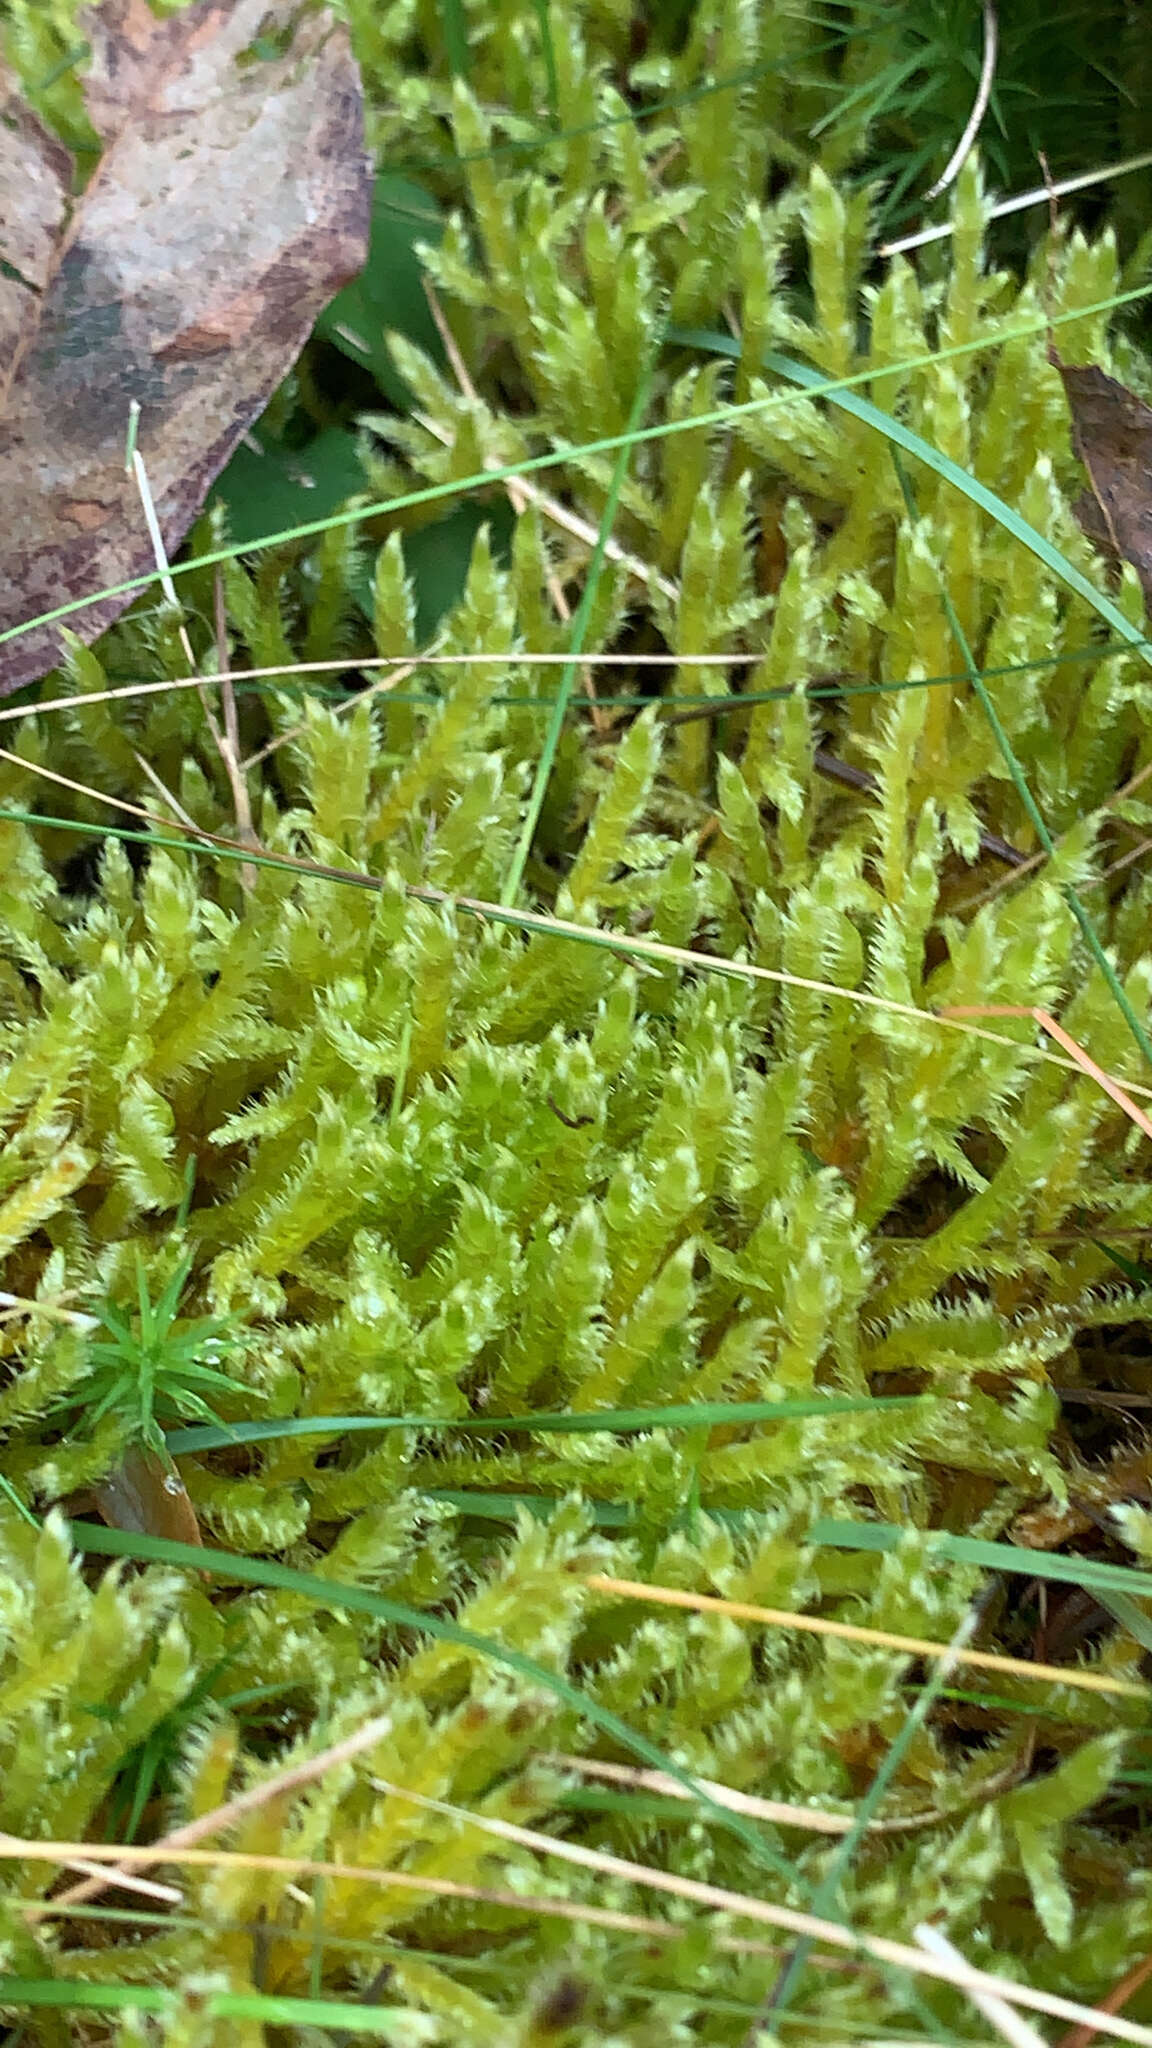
[
  {"x1": 0, "y1": 0, "x2": 371, "y2": 694},
  {"x1": 1051, "y1": 348, "x2": 1152, "y2": 615},
  {"x1": 93, "y1": 1439, "x2": 204, "y2": 1548}
]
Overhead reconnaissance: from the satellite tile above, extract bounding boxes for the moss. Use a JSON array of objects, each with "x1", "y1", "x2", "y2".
[{"x1": 4, "y1": 2, "x2": 1152, "y2": 2042}]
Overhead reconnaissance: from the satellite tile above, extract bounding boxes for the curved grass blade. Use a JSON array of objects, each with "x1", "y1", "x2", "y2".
[
  {"x1": 531, "y1": 0, "x2": 559, "y2": 123},
  {"x1": 886, "y1": 447, "x2": 1152, "y2": 1070},
  {"x1": 65, "y1": 1521, "x2": 809, "y2": 1892},
  {"x1": 667, "y1": 327, "x2": 1152, "y2": 675}
]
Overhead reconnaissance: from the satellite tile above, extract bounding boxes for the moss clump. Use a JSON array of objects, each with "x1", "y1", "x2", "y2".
[{"x1": 4, "y1": 2, "x2": 1152, "y2": 2042}]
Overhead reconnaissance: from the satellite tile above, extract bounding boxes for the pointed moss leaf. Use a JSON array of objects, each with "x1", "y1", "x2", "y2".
[{"x1": 0, "y1": 1978, "x2": 437, "y2": 2040}]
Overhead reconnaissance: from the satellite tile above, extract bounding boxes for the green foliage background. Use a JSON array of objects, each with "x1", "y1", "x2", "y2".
[{"x1": 4, "y1": 0, "x2": 1152, "y2": 2041}]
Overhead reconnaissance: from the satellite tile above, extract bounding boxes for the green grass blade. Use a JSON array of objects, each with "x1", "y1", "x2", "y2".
[
  {"x1": 531, "y1": 0, "x2": 559, "y2": 123},
  {"x1": 888, "y1": 447, "x2": 1152, "y2": 1071},
  {"x1": 808, "y1": 49, "x2": 924, "y2": 136},
  {"x1": 164, "y1": 1391, "x2": 923, "y2": 1455},
  {"x1": 0, "y1": 1978, "x2": 432, "y2": 2038},
  {"x1": 438, "y1": 0, "x2": 469, "y2": 76},
  {"x1": 0, "y1": 1474, "x2": 39, "y2": 1527},
  {"x1": 1095, "y1": 1239, "x2": 1152, "y2": 1287},
  {"x1": 810, "y1": 1518, "x2": 1152, "y2": 1607},
  {"x1": 1096, "y1": 1590, "x2": 1152, "y2": 1659},
  {"x1": 666, "y1": 326, "x2": 1152, "y2": 675},
  {"x1": 64, "y1": 1521, "x2": 808, "y2": 1891},
  {"x1": 767, "y1": 1598, "x2": 990, "y2": 2025},
  {"x1": 766, "y1": 343, "x2": 1152, "y2": 672}
]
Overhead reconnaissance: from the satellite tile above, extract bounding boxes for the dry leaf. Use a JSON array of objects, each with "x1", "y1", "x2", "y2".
[
  {"x1": 0, "y1": 0, "x2": 372, "y2": 693},
  {"x1": 93, "y1": 1440, "x2": 203, "y2": 1548},
  {"x1": 1051, "y1": 348, "x2": 1152, "y2": 615}
]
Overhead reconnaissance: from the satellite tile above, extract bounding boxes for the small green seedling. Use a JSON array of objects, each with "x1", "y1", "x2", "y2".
[
  {"x1": 71, "y1": 1246, "x2": 240, "y2": 1455},
  {"x1": 59, "y1": 1164, "x2": 249, "y2": 1458},
  {"x1": 57, "y1": 1239, "x2": 254, "y2": 1543}
]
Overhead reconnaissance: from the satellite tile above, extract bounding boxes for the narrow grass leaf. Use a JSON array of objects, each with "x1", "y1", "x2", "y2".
[
  {"x1": 164, "y1": 1391, "x2": 922, "y2": 1455},
  {"x1": 66, "y1": 1521, "x2": 808, "y2": 1892},
  {"x1": 1096, "y1": 1590, "x2": 1152, "y2": 1660},
  {"x1": 0, "y1": 1978, "x2": 434, "y2": 2039},
  {"x1": 766, "y1": 1598, "x2": 991, "y2": 2021},
  {"x1": 531, "y1": 0, "x2": 560, "y2": 123},
  {"x1": 667, "y1": 327, "x2": 1152, "y2": 674},
  {"x1": 811, "y1": 1519, "x2": 1152, "y2": 1601},
  {"x1": 437, "y1": 0, "x2": 469, "y2": 77},
  {"x1": 888, "y1": 448, "x2": 1152, "y2": 1071}
]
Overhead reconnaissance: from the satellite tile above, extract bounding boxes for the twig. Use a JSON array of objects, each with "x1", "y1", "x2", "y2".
[
  {"x1": 656, "y1": 697, "x2": 1028, "y2": 867},
  {"x1": 240, "y1": 658, "x2": 421, "y2": 773},
  {"x1": 880, "y1": 145, "x2": 1152, "y2": 257},
  {"x1": 1052, "y1": 1389, "x2": 1152, "y2": 1410},
  {"x1": 916, "y1": 1923, "x2": 1050, "y2": 2048},
  {"x1": 7, "y1": 1795, "x2": 1152, "y2": 2041},
  {"x1": 357, "y1": 1779, "x2": 1152, "y2": 2047},
  {"x1": 0, "y1": 653, "x2": 828, "y2": 733},
  {"x1": 128, "y1": 421, "x2": 218, "y2": 752},
  {"x1": 3, "y1": 1837, "x2": 845, "y2": 1976},
  {"x1": 810, "y1": 743, "x2": 1025, "y2": 868},
  {"x1": 1057, "y1": 1951, "x2": 1152, "y2": 2048},
  {"x1": 33, "y1": 1710, "x2": 401, "y2": 1916},
  {"x1": 553, "y1": 1751, "x2": 1030, "y2": 1841},
  {"x1": 584, "y1": 1573, "x2": 1147, "y2": 1699},
  {"x1": 1098, "y1": 832, "x2": 1152, "y2": 886},
  {"x1": 40, "y1": 1859, "x2": 181, "y2": 1909},
  {"x1": 921, "y1": 0, "x2": 999, "y2": 203},
  {"x1": 956, "y1": 752, "x2": 1152, "y2": 913},
  {"x1": 551, "y1": 1753, "x2": 854, "y2": 1833},
  {"x1": 0, "y1": 745, "x2": 162, "y2": 829},
  {"x1": 127, "y1": 412, "x2": 252, "y2": 863},
  {"x1": 131, "y1": 747, "x2": 200, "y2": 834},
  {"x1": 409, "y1": 405, "x2": 678, "y2": 602},
  {"x1": 0, "y1": 1292, "x2": 98, "y2": 1331},
  {"x1": 126, "y1": 415, "x2": 196, "y2": 678},
  {"x1": 0, "y1": 1836, "x2": 752, "y2": 1944},
  {"x1": 212, "y1": 565, "x2": 257, "y2": 887},
  {"x1": 11, "y1": 648, "x2": 1149, "y2": 899},
  {"x1": 941, "y1": 1004, "x2": 1152, "y2": 1144}
]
